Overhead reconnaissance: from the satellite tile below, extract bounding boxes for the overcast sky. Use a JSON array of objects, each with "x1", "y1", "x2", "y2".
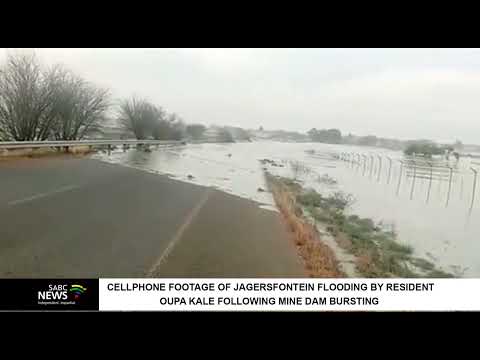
[{"x1": 1, "y1": 48, "x2": 479, "y2": 144}]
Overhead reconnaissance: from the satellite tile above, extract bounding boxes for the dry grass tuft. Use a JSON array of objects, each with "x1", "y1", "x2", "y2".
[{"x1": 266, "y1": 174, "x2": 344, "y2": 278}]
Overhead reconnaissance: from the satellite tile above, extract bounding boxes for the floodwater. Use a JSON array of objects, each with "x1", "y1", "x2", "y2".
[{"x1": 92, "y1": 141, "x2": 480, "y2": 277}]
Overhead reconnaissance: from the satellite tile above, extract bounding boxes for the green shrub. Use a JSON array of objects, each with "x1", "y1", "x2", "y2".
[{"x1": 296, "y1": 191, "x2": 323, "y2": 208}]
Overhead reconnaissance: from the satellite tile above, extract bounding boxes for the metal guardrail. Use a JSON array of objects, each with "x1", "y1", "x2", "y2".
[{"x1": 0, "y1": 139, "x2": 184, "y2": 149}]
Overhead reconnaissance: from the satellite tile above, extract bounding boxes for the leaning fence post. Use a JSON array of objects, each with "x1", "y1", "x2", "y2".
[
  {"x1": 426, "y1": 162, "x2": 433, "y2": 203},
  {"x1": 369, "y1": 155, "x2": 374, "y2": 179},
  {"x1": 410, "y1": 165, "x2": 417, "y2": 200},
  {"x1": 397, "y1": 160, "x2": 404, "y2": 196},
  {"x1": 470, "y1": 167, "x2": 478, "y2": 213},
  {"x1": 377, "y1": 155, "x2": 382, "y2": 182},
  {"x1": 387, "y1": 156, "x2": 393, "y2": 184},
  {"x1": 446, "y1": 166, "x2": 453, "y2": 207}
]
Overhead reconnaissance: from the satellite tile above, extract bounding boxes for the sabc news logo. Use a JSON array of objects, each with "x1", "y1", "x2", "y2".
[{"x1": 38, "y1": 284, "x2": 87, "y2": 301}]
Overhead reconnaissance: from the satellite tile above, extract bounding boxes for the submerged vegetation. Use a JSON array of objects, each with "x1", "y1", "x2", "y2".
[
  {"x1": 265, "y1": 169, "x2": 454, "y2": 278},
  {"x1": 403, "y1": 142, "x2": 447, "y2": 157}
]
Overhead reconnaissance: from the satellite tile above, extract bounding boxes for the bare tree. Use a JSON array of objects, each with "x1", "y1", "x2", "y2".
[
  {"x1": 117, "y1": 97, "x2": 160, "y2": 139},
  {"x1": 49, "y1": 66, "x2": 110, "y2": 140},
  {"x1": 186, "y1": 123, "x2": 206, "y2": 140},
  {"x1": 164, "y1": 112, "x2": 185, "y2": 140},
  {"x1": 0, "y1": 52, "x2": 57, "y2": 141},
  {"x1": 0, "y1": 51, "x2": 109, "y2": 142}
]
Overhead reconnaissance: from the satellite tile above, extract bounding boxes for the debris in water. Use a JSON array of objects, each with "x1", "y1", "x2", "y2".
[{"x1": 259, "y1": 158, "x2": 284, "y2": 167}]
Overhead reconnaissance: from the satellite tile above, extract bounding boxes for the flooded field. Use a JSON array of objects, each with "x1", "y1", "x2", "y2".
[{"x1": 92, "y1": 141, "x2": 480, "y2": 277}]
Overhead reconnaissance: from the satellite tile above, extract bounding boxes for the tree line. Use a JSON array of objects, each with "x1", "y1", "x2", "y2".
[
  {"x1": 0, "y1": 52, "x2": 208, "y2": 142},
  {"x1": 307, "y1": 127, "x2": 462, "y2": 156}
]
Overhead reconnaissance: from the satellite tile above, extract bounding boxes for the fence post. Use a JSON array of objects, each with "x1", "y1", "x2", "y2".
[
  {"x1": 369, "y1": 155, "x2": 374, "y2": 179},
  {"x1": 410, "y1": 165, "x2": 417, "y2": 200},
  {"x1": 426, "y1": 163, "x2": 433, "y2": 203},
  {"x1": 460, "y1": 175, "x2": 464, "y2": 200},
  {"x1": 387, "y1": 157, "x2": 393, "y2": 184},
  {"x1": 470, "y1": 167, "x2": 478, "y2": 213},
  {"x1": 377, "y1": 155, "x2": 382, "y2": 182},
  {"x1": 397, "y1": 161, "x2": 403, "y2": 196},
  {"x1": 446, "y1": 166, "x2": 453, "y2": 207}
]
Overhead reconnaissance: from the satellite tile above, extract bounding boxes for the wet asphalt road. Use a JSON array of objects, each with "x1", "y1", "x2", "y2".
[{"x1": 0, "y1": 156, "x2": 304, "y2": 278}]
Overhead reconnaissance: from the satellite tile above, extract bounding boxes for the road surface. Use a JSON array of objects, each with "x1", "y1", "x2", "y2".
[{"x1": 0, "y1": 156, "x2": 304, "y2": 278}]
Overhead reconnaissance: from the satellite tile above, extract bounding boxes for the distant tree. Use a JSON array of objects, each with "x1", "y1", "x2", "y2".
[
  {"x1": 225, "y1": 126, "x2": 251, "y2": 141},
  {"x1": 326, "y1": 129, "x2": 342, "y2": 143},
  {"x1": 357, "y1": 135, "x2": 378, "y2": 146},
  {"x1": 454, "y1": 140, "x2": 464, "y2": 150},
  {"x1": 308, "y1": 128, "x2": 342, "y2": 144},
  {"x1": 186, "y1": 124, "x2": 207, "y2": 140},
  {"x1": 307, "y1": 128, "x2": 318, "y2": 140},
  {"x1": 117, "y1": 97, "x2": 159, "y2": 139},
  {"x1": 217, "y1": 128, "x2": 234, "y2": 143},
  {"x1": 151, "y1": 112, "x2": 185, "y2": 140},
  {"x1": 168, "y1": 113, "x2": 185, "y2": 140},
  {"x1": 236, "y1": 128, "x2": 252, "y2": 141},
  {"x1": 152, "y1": 119, "x2": 171, "y2": 140},
  {"x1": 404, "y1": 142, "x2": 445, "y2": 157}
]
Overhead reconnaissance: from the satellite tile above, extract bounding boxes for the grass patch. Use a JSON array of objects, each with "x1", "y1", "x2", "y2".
[{"x1": 297, "y1": 191, "x2": 323, "y2": 208}]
